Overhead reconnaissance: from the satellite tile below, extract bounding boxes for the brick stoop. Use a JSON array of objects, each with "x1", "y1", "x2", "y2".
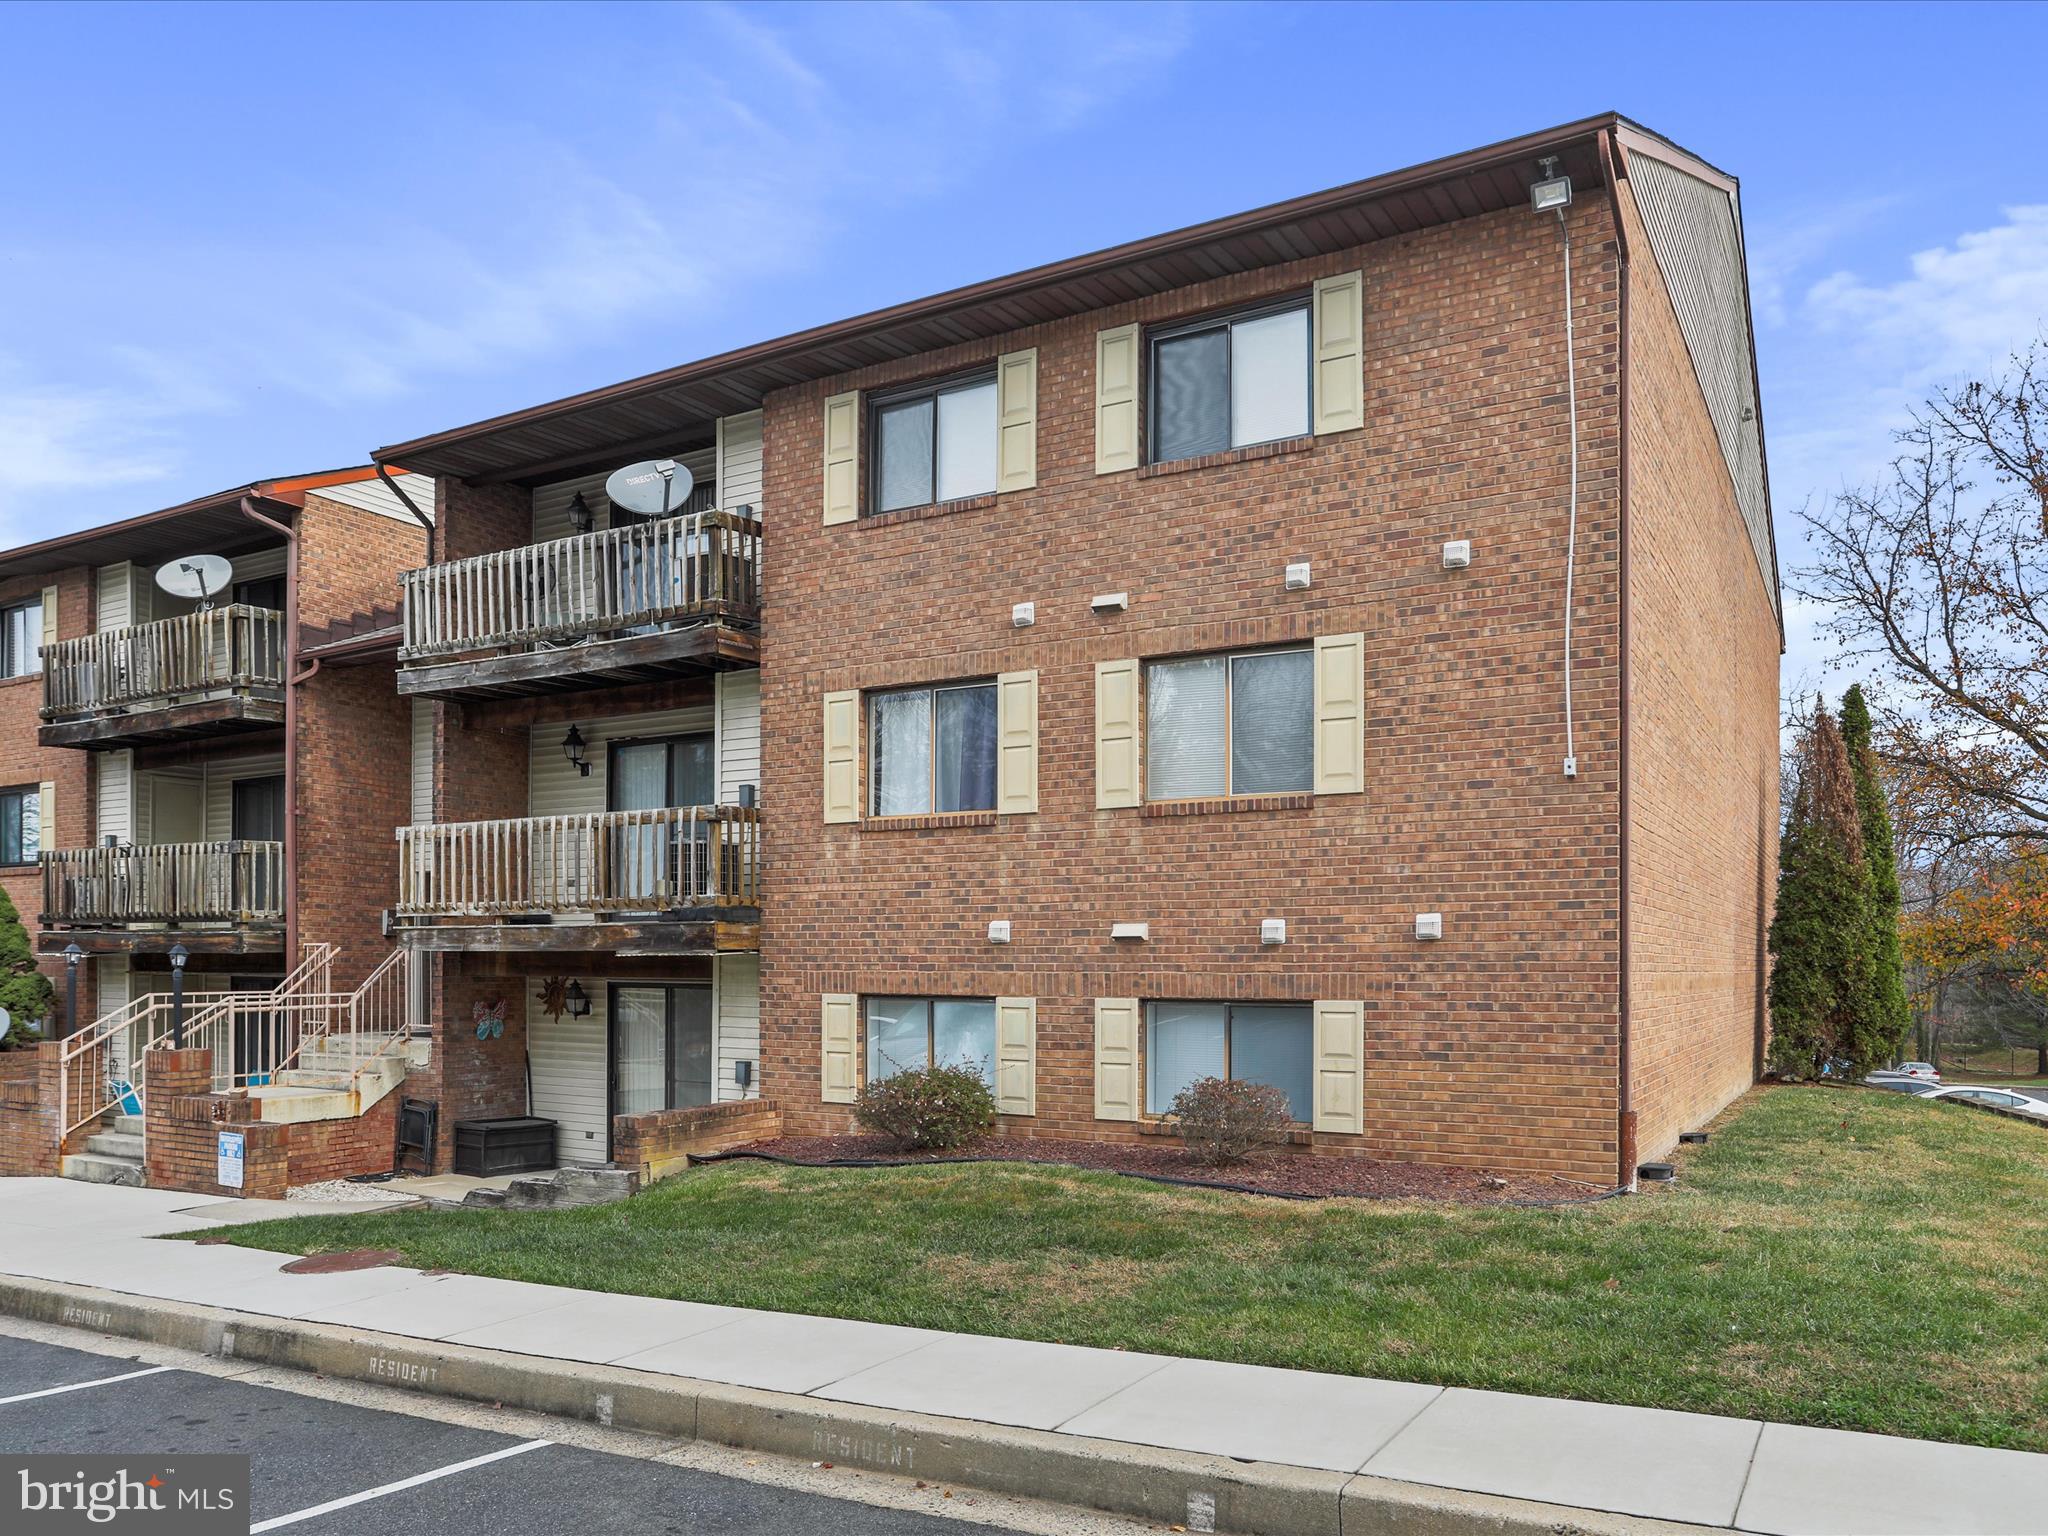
[{"x1": 612, "y1": 1099, "x2": 782, "y2": 1187}]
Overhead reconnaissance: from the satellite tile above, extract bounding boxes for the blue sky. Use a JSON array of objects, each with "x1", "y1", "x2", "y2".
[{"x1": 4, "y1": 1, "x2": 2045, "y2": 690}]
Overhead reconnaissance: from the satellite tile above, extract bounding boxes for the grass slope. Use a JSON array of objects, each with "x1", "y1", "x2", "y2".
[{"x1": 205, "y1": 1085, "x2": 2048, "y2": 1450}]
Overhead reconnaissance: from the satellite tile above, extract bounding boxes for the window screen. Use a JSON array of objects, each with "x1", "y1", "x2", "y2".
[
  {"x1": 1148, "y1": 300, "x2": 1309, "y2": 465},
  {"x1": 872, "y1": 373, "x2": 998, "y2": 513},
  {"x1": 1145, "y1": 648, "x2": 1311, "y2": 799}
]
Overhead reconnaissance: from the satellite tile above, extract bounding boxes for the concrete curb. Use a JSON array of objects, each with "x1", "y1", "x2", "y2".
[{"x1": 0, "y1": 1274, "x2": 1715, "y2": 1536}]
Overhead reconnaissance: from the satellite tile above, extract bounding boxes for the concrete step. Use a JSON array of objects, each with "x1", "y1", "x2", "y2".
[
  {"x1": 248, "y1": 1083, "x2": 356, "y2": 1124},
  {"x1": 62, "y1": 1152, "x2": 145, "y2": 1188},
  {"x1": 84, "y1": 1131, "x2": 144, "y2": 1160},
  {"x1": 113, "y1": 1114, "x2": 146, "y2": 1138}
]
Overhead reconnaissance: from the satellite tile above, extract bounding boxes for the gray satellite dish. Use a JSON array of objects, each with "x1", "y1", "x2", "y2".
[
  {"x1": 156, "y1": 553, "x2": 233, "y2": 609},
  {"x1": 605, "y1": 459, "x2": 695, "y2": 519}
]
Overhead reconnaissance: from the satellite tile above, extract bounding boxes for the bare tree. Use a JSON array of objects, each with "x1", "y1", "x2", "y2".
[{"x1": 1796, "y1": 345, "x2": 2048, "y2": 849}]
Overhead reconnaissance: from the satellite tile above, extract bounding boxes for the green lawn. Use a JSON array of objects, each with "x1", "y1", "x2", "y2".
[{"x1": 198, "y1": 1084, "x2": 2048, "y2": 1451}]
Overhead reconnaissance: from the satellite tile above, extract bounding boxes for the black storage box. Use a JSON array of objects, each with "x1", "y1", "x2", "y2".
[{"x1": 452, "y1": 1116, "x2": 557, "y2": 1177}]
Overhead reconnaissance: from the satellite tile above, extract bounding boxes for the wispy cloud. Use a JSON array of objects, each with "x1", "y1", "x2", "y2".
[{"x1": 1, "y1": 3, "x2": 1196, "y2": 532}]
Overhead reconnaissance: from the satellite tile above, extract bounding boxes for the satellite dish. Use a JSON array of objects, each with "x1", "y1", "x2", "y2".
[
  {"x1": 156, "y1": 554, "x2": 233, "y2": 608},
  {"x1": 605, "y1": 459, "x2": 695, "y2": 520}
]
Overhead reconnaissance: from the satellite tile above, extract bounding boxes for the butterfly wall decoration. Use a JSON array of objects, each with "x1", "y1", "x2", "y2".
[{"x1": 473, "y1": 998, "x2": 507, "y2": 1040}]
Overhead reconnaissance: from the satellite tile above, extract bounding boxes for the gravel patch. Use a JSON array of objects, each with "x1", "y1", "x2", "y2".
[
  {"x1": 287, "y1": 1179, "x2": 415, "y2": 1204},
  {"x1": 703, "y1": 1133, "x2": 1608, "y2": 1205}
]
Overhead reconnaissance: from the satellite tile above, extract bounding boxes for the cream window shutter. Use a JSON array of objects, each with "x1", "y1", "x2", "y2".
[
  {"x1": 1312, "y1": 270, "x2": 1365, "y2": 435},
  {"x1": 821, "y1": 993, "x2": 859, "y2": 1103},
  {"x1": 1094, "y1": 996, "x2": 1139, "y2": 1121},
  {"x1": 995, "y1": 670, "x2": 1038, "y2": 815},
  {"x1": 822, "y1": 689, "x2": 860, "y2": 823},
  {"x1": 996, "y1": 348, "x2": 1039, "y2": 493},
  {"x1": 1095, "y1": 324, "x2": 1140, "y2": 474},
  {"x1": 40, "y1": 584, "x2": 57, "y2": 661},
  {"x1": 36, "y1": 781, "x2": 55, "y2": 857},
  {"x1": 1312, "y1": 999, "x2": 1366, "y2": 1134},
  {"x1": 822, "y1": 389, "x2": 861, "y2": 525},
  {"x1": 1312, "y1": 632, "x2": 1365, "y2": 796},
  {"x1": 994, "y1": 996, "x2": 1037, "y2": 1116},
  {"x1": 1094, "y1": 658, "x2": 1140, "y2": 809}
]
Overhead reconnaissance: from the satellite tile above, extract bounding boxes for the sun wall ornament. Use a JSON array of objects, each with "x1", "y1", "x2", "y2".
[
  {"x1": 537, "y1": 976, "x2": 569, "y2": 1022},
  {"x1": 473, "y1": 998, "x2": 507, "y2": 1040}
]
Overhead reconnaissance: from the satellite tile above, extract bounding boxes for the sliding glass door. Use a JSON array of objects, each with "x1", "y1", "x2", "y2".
[
  {"x1": 609, "y1": 734, "x2": 714, "y2": 904},
  {"x1": 609, "y1": 984, "x2": 716, "y2": 1141}
]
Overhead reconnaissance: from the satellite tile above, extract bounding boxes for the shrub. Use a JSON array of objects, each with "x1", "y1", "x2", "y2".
[
  {"x1": 0, "y1": 885, "x2": 52, "y2": 1050},
  {"x1": 854, "y1": 1062, "x2": 998, "y2": 1150},
  {"x1": 1170, "y1": 1076, "x2": 1293, "y2": 1165}
]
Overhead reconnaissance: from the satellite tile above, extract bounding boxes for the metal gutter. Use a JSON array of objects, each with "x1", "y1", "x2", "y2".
[{"x1": 375, "y1": 463, "x2": 435, "y2": 533}]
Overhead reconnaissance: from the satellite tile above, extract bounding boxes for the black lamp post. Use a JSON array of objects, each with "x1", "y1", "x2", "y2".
[
  {"x1": 168, "y1": 943, "x2": 189, "y2": 1049},
  {"x1": 62, "y1": 943, "x2": 83, "y2": 1040}
]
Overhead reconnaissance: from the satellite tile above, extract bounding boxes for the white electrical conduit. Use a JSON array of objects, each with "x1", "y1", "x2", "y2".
[{"x1": 1556, "y1": 205, "x2": 1580, "y2": 776}]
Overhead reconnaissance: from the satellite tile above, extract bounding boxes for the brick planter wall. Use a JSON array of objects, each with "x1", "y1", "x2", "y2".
[
  {"x1": 613, "y1": 1099, "x2": 782, "y2": 1187},
  {"x1": 0, "y1": 1043, "x2": 62, "y2": 1177},
  {"x1": 144, "y1": 1048, "x2": 399, "y2": 1198}
]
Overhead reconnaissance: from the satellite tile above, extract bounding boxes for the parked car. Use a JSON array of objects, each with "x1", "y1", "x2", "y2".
[
  {"x1": 1876, "y1": 1062, "x2": 1942, "y2": 1082},
  {"x1": 1916, "y1": 1086, "x2": 2048, "y2": 1119},
  {"x1": 1867, "y1": 1076, "x2": 1940, "y2": 1096}
]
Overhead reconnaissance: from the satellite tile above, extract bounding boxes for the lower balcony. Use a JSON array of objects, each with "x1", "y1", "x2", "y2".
[
  {"x1": 390, "y1": 805, "x2": 760, "y2": 956},
  {"x1": 40, "y1": 605, "x2": 286, "y2": 749},
  {"x1": 39, "y1": 841, "x2": 286, "y2": 955}
]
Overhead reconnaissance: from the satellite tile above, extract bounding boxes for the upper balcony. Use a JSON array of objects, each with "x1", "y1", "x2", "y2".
[
  {"x1": 39, "y1": 839, "x2": 286, "y2": 956},
  {"x1": 389, "y1": 804, "x2": 760, "y2": 956},
  {"x1": 40, "y1": 605, "x2": 286, "y2": 749},
  {"x1": 396, "y1": 508, "x2": 760, "y2": 702}
]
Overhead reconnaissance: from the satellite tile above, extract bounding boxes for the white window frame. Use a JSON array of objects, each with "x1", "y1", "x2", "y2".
[{"x1": 867, "y1": 679, "x2": 999, "y2": 816}]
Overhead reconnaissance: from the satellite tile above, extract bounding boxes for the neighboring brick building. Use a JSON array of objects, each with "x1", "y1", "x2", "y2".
[
  {"x1": 0, "y1": 469, "x2": 430, "y2": 1184},
  {"x1": 377, "y1": 113, "x2": 1779, "y2": 1188}
]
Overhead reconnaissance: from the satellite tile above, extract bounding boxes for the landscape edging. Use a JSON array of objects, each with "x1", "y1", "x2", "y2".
[{"x1": 0, "y1": 1273, "x2": 1712, "y2": 1536}]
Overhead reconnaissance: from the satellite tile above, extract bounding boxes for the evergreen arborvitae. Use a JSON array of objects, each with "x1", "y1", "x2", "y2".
[
  {"x1": 1840, "y1": 685, "x2": 1910, "y2": 1059},
  {"x1": 0, "y1": 884, "x2": 54, "y2": 1046},
  {"x1": 1768, "y1": 705, "x2": 1883, "y2": 1077}
]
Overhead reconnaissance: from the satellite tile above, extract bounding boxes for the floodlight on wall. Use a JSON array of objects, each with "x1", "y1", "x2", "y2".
[
  {"x1": 561, "y1": 724, "x2": 591, "y2": 777},
  {"x1": 1530, "y1": 156, "x2": 1572, "y2": 213},
  {"x1": 568, "y1": 492, "x2": 595, "y2": 535},
  {"x1": 564, "y1": 981, "x2": 592, "y2": 1018}
]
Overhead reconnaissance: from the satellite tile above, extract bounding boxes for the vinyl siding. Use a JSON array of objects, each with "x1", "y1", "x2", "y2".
[
  {"x1": 409, "y1": 700, "x2": 434, "y2": 824},
  {"x1": 715, "y1": 411, "x2": 764, "y2": 512},
  {"x1": 97, "y1": 958, "x2": 130, "y2": 1075},
  {"x1": 526, "y1": 706, "x2": 716, "y2": 820},
  {"x1": 530, "y1": 448, "x2": 717, "y2": 546},
  {"x1": 95, "y1": 563, "x2": 136, "y2": 632},
  {"x1": 96, "y1": 751, "x2": 134, "y2": 846},
  {"x1": 716, "y1": 954, "x2": 760, "y2": 1101},
  {"x1": 307, "y1": 472, "x2": 435, "y2": 526},
  {"x1": 201, "y1": 753, "x2": 288, "y2": 842},
  {"x1": 716, "y1": 671, "x2": 761, "y2": 803},
  {"x1": 525, "y1": 984, "x2": 609, "y2": 1166}
]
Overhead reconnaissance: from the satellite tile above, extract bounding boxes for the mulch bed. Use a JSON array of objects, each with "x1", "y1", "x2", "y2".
[{"x1": 700, "y1": 1134, "x2": 1611, "y2": 1205}]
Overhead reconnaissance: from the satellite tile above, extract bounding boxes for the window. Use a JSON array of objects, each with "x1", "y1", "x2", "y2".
[
  {"x1": 611, "y1": 984, "x2": 716, "y2": 1125},
  {"x1": 869, "y1": 682, "x2": 997, "y2": 815},
  {"x1": 1145, "y1": 647, "x2": 1312, "y2": 799},
  {"x1": 866, "y1": 996, "x2": 996, "y2": 1084},
  {"x1": 0, "y1": 787, "x2": 40, "y2": 867},
  {"x1": 1146, "y1": 1001, "x2": 1312, "y2": 1122},
  {"x1": 871, "y1": 371, "x2": 998, "y2": 513},
  {"x1": 2, "y1": 600, "x2": 43, "y2": 678},
  {"x1": 1148, "y1": 298, "x2": 1310, "y2": 464}
]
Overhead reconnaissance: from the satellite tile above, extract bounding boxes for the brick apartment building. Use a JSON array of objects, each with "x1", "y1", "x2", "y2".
[
  {"x1": 0, "y1": 469, "x2": 430, "y2": 1182},
  {"x1": 375, "y1": 113, "x2": 1779, "y2": 1189}
]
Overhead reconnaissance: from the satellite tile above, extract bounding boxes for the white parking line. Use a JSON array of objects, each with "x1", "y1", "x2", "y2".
[
  {"x1": 249, "y1": 1438, "x2": 553, "y2": 1532},
  {"x1": 0, "y1": 1365, "x2": 177, "y2": 1404}
]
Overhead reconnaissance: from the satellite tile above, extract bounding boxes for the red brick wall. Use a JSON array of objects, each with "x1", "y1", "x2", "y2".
[
  {"x1": 613, "y1": 1097, "x2": 782, "y2": 1185},
  {"x1": 0, "y1": 565, "x2": 96, "y2": 1029},
  {"x1": 295, "y1": 658, "x2": 411, "y2": 990},
  {"x1": 1618, "y1": 181, "x2": 1778, "y2": 1162},
  {"x1": 759, "y1": 197, "x2": 1627, "y2": 1180},
  {"x1": 294, "y1": 492, "x2": 426, "y2": 630},
  {"x1": 143, "y1": 1047, "x2": 400, "y2": 1196},
  {"x1": 0, "y1": 1044, "x2": 62, "y2": 1176},
  {"x1": 405, "y1": 959, "x2": 531, "y2": 1172}
]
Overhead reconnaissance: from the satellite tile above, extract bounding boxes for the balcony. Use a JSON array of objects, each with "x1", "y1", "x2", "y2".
[
  {"x1": 390, "y1": 804, "x2": 761, "y2": 955},
  {"x1": 397, "y1": 509, "x2": 760, "y2": 701},
  {"x1": 39, "y1": 840, "x2": 286, "y2": 955},
  {"x1": 40, "y1": 605, "x2": 286, "y2": 749}
]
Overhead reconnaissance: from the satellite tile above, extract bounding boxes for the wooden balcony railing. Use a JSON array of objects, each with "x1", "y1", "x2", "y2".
[
  {"x1": 41, "y1": 605, "x2": 285, "y2": 722},
  {"x1": 398, "y1": 509, "x2": 761, "y2": 663},
  {"x1": 394, "y1": 805, "x2": 761, "y2": 920},
  {"x1": 41, "y1": 840, "x2": 286, "y2": 927}
]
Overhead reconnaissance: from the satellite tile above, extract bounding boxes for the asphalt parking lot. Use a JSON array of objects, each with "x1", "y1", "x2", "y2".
[{"x1": 0, "y1": 1331, "x2": 1062, "y2": 1535}]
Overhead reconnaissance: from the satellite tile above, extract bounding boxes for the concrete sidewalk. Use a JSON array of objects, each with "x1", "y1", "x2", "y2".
[{"x1": 2, "y1": 1179, "x2": 2044, "y2": 1536}]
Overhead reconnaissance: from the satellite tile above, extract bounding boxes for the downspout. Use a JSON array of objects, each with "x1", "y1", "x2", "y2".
[
  {"x1": 375, "y1": 463, "x2": 434, "y2": 535},
  {"x1": 240, "y1": 496, "x2": 304, "y2": 967},
  {"x1": 1599, "y1": 127, "x2": 1638, "y2": 1192}
]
